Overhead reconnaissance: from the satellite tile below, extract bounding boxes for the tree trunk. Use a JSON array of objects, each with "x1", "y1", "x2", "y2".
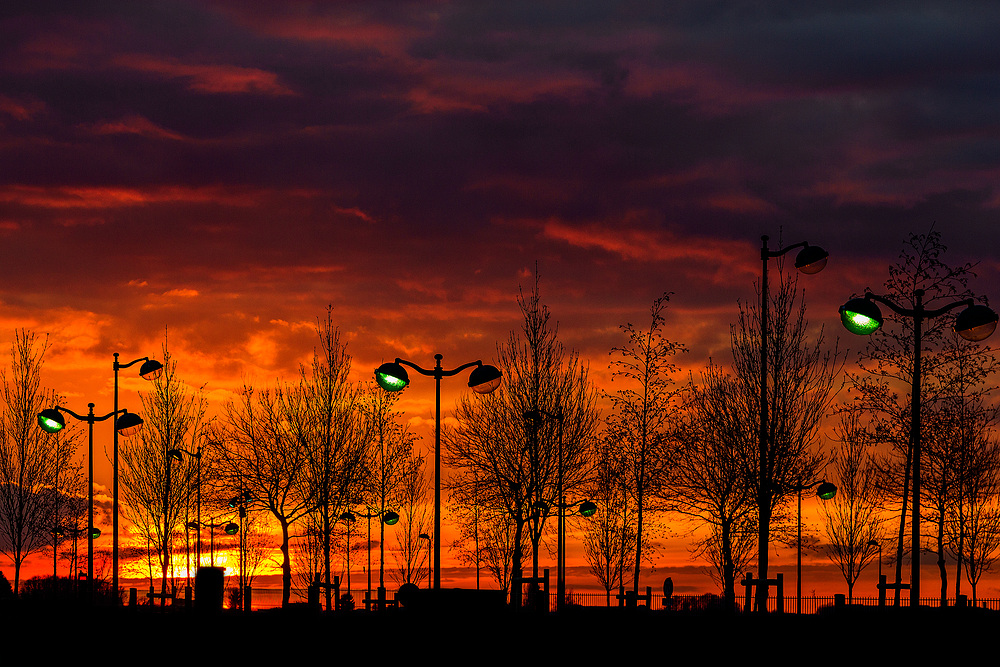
[{"x1": 280, "y1": 518, "x2": 291, "y2": 607}]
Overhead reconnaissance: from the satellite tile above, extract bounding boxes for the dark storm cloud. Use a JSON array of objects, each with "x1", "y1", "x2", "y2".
[{"x1": 0, "y1": 0, "x2": 998, "y2": 379}]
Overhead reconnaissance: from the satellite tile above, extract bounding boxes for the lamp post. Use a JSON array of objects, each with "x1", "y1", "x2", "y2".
[
  {"x1": 341, "y1": 508, "x2": 399, "y2": 609},
  {"x1": 840, "y1": 289, "x2": 997, "y2": 606},
  {"x1": 38, "y1": 404, "x2": 143, "y2": 601},
  {"x1": 523, "y1": 408, "x2": 572, "y2": 609},
  {"x1": 756, "y1": 235, "x2": 828, "y2": 613},
  {"x1": 168, "y1": 447, "x2": 202, "y2": 571},
  {"x1": 418, "y1": 532, "x2": 431, "y2": 588},
  {"x1": 794, "y1": 479, "x2": 836, "y2": 614},
  {"x1": 187, "y1": 516, "x2": 235, "y2": 567},
  {"x1": 112, "y1": 354, "x2": 162, "y2": 600},
  {"x1": 868, "y1": 538, "x2": 882, "y2": 585},
  {"x1": 339, "y1": 511, "x2": 356, "y2": 599},
  {"x1": 556, "y1": 499, "x2": 597, "y2": 612},
  {"x1": 227, "y1": 489, "x2": 252, "y2": 610},
  {"x1": 375, "y1": 354, "x2": 501, "y2": 589}
]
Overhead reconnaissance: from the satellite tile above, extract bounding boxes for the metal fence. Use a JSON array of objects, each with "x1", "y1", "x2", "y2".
[{"x1": 237, "y1": 587, "x2": 1000, "y2": 614}]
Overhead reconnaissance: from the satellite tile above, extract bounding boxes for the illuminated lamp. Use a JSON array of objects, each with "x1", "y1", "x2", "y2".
[{"x1": 840, "y1": 298, "x2": 883, "y2": 335}]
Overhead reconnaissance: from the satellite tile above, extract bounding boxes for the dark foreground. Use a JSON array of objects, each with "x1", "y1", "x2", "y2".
[{"x1": 2, "y1": 601, "x2": 993, "y2": 664}]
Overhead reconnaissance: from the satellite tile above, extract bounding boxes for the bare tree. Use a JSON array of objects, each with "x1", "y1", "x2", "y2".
[
  {"x1": 583, "y1": 438, "x2": 636, "y2": 606},
  {"x1": 736, "y1": 264, "x2": 842, "y2": 612},
  {"x1": 446, "y1": 275, "x2": 599, "y2": 600},
  {"x1": 211, "y1": 384, "x2": 313, "y2": 607},
  {"x1": 0, "y1": 330, "x2": 65, "y2": 596},
  {"x1": 604, "y1": 293, "x2": 685, "y2": 595},
  {"x1": 362, "y1": 386, "x2": 417, "y2": 594},
  {"x1": 823, "y1": 412, "x2": 884, "y2": 602},
  {"x1": 290, "y1": 310, "x2": 369, "y2": 610},
  {"x1": 847, "y1": 229, "x2": 981, "y2": 604},
  {"x1": 670, "y1": 365, "x2": 757, "y2": 609},
  {"x1": 391, "y1": 455, "x2": 430, "y2": 587}
]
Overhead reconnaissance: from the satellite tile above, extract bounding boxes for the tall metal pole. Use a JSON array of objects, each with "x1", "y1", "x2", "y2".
[
  {"x1": 757, "y1": 236, "x2": 770, "y2": 614},
  {"x1": 86, "y1": 403, "x2": 95, "y2": 600},
  {"x1": 113, "y1": 355, "x2": 120, "y2": 602},
  {"x1": 434, "y1": 354, "x2": 442, "y2": 590},
  {"x1": 910, "y1": 290, "x2": 923, "y2": 608}
]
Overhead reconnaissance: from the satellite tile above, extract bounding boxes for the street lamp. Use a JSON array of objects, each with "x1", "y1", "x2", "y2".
[
  {"x1": 868, "y1": 538, "x2": 882, "y2": 586},
  {"x1": 186, "y1": 515, "x2": 235, "y2": 567},
  {"x1": 169, "y1": 447, "x2": 202, "y2": 572},
  {"x1": 112, "y1": 353, "x2": 162, "y2": 600},
  {"x1": 169, "y1": 447, "x2": 202, "y2": 594},
  {"x1": 756, "y1": 235, "x2": 828, "y2": 613},
  {"x1": 38, "y1": 403, "x2": 143, "y2": 601},
  {"x1": 418, "y1": 533, "x2": 431, "y2": 588},
  {"x1": 839, "y1": 289, "x2": 997, "y2": 606},
  {"x1": 793, "y1": 479, "x2": 836, "y2": 614},
  {"x1": 522, "y1": 408, "x2": 572, "y2": 610},
  {"x1": 556, "y1": 499, "x2": 596, "y2": 612},
  {"x1": 374, "y1": 354, "x2": 501, "y2": 589},
  {"x1": 341, "y1": 508, "x2": 399, "y2": 609}
]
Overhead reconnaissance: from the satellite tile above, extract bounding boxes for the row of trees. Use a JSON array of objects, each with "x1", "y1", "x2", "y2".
[
  {"x1": 1, "y1": 231, "x2": 999, "y2": 609},
  {"x1": 449, "y1": 229, "x2": 1000, "y2": 611}
]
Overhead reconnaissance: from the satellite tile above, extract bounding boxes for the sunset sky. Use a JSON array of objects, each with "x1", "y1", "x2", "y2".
[{"x1": 2, "y1": 1, "x2": 1000, "y2": 600}]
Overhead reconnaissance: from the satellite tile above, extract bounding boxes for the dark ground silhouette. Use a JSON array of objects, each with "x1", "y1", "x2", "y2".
[{"x1": 1, "y1": 601, "x2": 992, "y2": 664}]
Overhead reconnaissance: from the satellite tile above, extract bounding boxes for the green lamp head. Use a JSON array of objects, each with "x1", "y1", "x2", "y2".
[
  {"x1": 817, "y1": 481, "x2": 837, "y2": 500},
  {"x1": 382, "y1": 510, "x2": 400, "y2": 526},
  {"x1": 375, "y1": 362, "x2": 409, "y2": 392},
  {"x1": 578, "y1": 500, "x2": 598, "y2": 517},
  {"x1": 840, "y1": 298, "x2": 883, "y2": 335},
  {"x1": 224, "y1": 523, "x2": 239, "y2": 535},
  {"x1": 37, "y1": 408, "x2": 66, "y2": 433}
]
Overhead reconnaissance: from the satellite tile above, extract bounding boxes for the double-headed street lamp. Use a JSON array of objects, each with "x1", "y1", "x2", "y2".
[
  {"x1": 169, "y1": 447, "x2": 202, "y2": 571},
  {"x1": 38, "y1": 404, "x2": 143, "y2": 600},
  {"x1": 375, "y1": 354, "x2": 501, "y2": 590},
  {"x1": 756, "y1": 235, "x2": 828, "y2": 612},
  {"x1": 112, "y1": 354, "x2": 162, "y2": 600},
  {"x1": 523, "y1": 408, "x2": 596, "y2": 611},
  {"x1": 839, "y1": 289, "x2": 997, "y2": 607},
  {"x1": 341, "y1": 507, "x2": 400, "y2": 609}
]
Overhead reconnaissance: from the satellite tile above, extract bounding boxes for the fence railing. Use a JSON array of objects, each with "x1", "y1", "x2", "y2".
[{"x1": 220, "y1": 586, "x2": 1000, "y2": 614}]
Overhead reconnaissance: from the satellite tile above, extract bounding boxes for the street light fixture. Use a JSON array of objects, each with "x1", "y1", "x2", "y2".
[
  {"x1": 793, "y1": 479, "x2": 836, "y2": 614},
  {"x1": 374, "y1": 354, "x2": 501, "y2": 590},
  {"x1": 112, "y1": 354, "x2": 161, "y2": 600},
  {"x1": 756, "y1": 235, "x2": 828, "y2": 613},
  {"x1": 341, "y1": 508, "x2": 399, "y2": 609},
  {"x1": 418, "y1": 533, "x2": 431, "y2": 588},
  {"x1": 37, "y1": 403, "x2": 143, "y2": 601},
  {"x1": 169, "y1": 447, "x2": 202, "y2": 595},
  {"x1": 839, "y1": 289, "x2": 997, "y2": 606}
]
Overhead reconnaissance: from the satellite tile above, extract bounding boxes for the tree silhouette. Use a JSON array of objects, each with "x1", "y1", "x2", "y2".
[
  {"x1": 446, "y1": 275, "x2": 599, "y2": 600},
  {"x1": 848, "y1": 229, "x2": 987, "y2": 604},
  {"x1": 604, "y1": 293, "x2": 685, "y2": 595},
  {"x1": 583, "y1": 437, "x2": 636, "y2": 605},
  {"x1": 0, "y1": 331, "x2": 69, "y2": 596},
  {"x1": 823, "y1": 411, "x2": 883, "y2": 602}
]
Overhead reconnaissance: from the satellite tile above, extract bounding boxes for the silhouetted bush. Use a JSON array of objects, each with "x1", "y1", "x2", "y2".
[{"x1": 0, "y1": 572, "x2": 12, "y2": 601}]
